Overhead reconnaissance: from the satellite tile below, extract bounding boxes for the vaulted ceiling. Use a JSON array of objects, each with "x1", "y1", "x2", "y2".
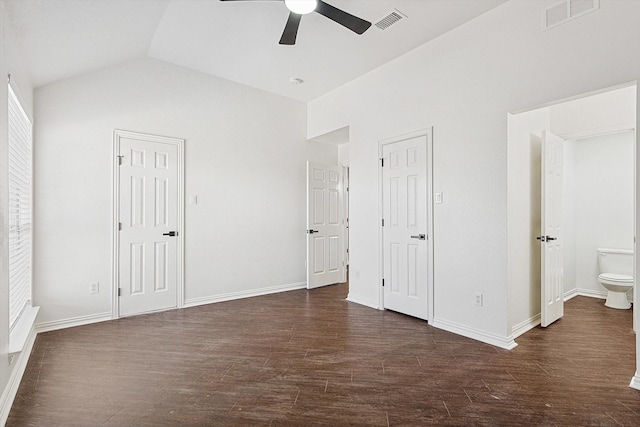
[{"x1": 4, "y1": 0, "x2": 507, "y2": 101}]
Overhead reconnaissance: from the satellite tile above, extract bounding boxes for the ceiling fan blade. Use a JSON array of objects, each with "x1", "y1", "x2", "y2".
[
  {"x1": 315, "y1": 0, "x2": 371, "y2": 35},
  {"x1": 279, "y1": 12, "x2": 302, "y2": 45}
]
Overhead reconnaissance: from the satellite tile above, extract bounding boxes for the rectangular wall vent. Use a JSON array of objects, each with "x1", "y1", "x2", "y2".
[
  {"x1": 375, "y1": 9, "x2": 406, "y2": 30},
  {"x1": 543, "y1": 0, "x2": 599, "y2": 31}
]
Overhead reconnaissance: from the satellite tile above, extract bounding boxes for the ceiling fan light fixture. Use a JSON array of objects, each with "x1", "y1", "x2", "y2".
[{"x1": 284, "y1": 0, "x2": 317, "y2": 15}]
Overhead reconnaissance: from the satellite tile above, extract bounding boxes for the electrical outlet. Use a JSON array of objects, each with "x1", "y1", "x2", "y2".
[
  {"x1": 474, "y1": 293, "x2": 483, "y2": 307},
  {"x1": 90, "y1": 282, "x2": 99, "y2": 294}
]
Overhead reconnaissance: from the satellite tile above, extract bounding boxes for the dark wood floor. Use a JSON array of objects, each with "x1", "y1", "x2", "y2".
[{"x1": 7, "y1": 283, "x2": 640, "y2": 426}]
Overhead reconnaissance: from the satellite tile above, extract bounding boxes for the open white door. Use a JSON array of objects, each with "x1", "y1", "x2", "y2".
[
  {"x1": 540, "y1": 130, "x2": 564, "y2": 327},
  {"x1": 307, "y1": 162, "x2": 344, "y2": 289},
  {"x1": 381, "y1": 135, "x2": 429, "y2": 320}
]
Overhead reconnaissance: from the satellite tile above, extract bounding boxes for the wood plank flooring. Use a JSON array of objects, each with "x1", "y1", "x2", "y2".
[{"x1": 7, "y1": 284, "x2": 640, "y2": 426}]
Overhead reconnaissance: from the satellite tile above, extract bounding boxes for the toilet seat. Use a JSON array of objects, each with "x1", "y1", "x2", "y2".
[{"x1": 598, "y1": 273, "x2": 633, "y2": 284}]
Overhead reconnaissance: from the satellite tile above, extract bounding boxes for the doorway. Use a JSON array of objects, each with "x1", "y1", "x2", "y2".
[
  {"x1": 112, "y1": 130, "x2": 184, "y2": 318},
  {"x1": 507, "y1": 83, "x2": 637, "y2": 382}
]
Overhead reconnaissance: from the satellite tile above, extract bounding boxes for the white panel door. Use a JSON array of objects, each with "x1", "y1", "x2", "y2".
[
  {"x1": 382, "y1": 135, "x2": 428, "y2": 320},
  {"x1": 307, "y1": 162, "x2": 343, "y2": 289},
  {"x1": 118, "y1": 135, "x2": 179, "y2": 317},
  {"x1": 540, "y1": 130, "x2": 564, "y2": 327}
]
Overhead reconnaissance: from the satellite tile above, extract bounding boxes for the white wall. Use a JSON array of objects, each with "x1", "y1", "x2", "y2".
[
  {"x1": 33, "y1": 57, "x2": 337, "y2": 326},
  {"x1": 308, "y1": 0, "x2": 640, "y2": 348},
  {"x1": 507, "y1": 108, "x2": 549, "y2": 337},
  {"x1": 551, "y1": 87, "x2": 636, "y2": 139},
  {"x1": 0, "y1": 0, "x2": 35, "y2": 422},
  {"x1": 570, "y1": 132, "x2": 635, "y2": 295},
  {"x1": 338, "y1": 143, "x2": 350, "y2": 167}
]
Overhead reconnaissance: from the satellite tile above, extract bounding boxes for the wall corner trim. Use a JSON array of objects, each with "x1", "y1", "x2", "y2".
[
  {"x1": 346, "y1": 294, "x2": 381, "y2": 310},
  {"x1": 431, "y1": 317, "x2": 518, "y2": 350},
  {"x1": 629, "y1": 372, "x2": 640, "y2": 390}
]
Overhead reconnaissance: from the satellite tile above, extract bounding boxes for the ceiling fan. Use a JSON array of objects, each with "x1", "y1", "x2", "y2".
[{"x1": 220, "y1": 0, "x2": 372, "y2": 45}]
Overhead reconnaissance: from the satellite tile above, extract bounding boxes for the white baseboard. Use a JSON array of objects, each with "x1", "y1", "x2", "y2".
[
  {"x1": 431, "y1": 317, "x2": 517, "y2": 350},
  {"x1": 0, "y1": 326, "x2": 37, "y2": 426},
  {"x1": 629, "y1": 372, "x2": 640, "y2": 390},
  {"x1": 183, "y1": 282, "x2": 307, "y2": 308},
  {"x1": 511, "y1": 313, "x2": 541, "y2": 339},
  {"x1": 345, "y1": 293, "x2": 380, "y2": 310},
  {"x1": 564, "y1": 288, "x2": 606, "y2": 301},
  {"x1": 35, "y1": 312, "x2": 113, "y2": 333}
]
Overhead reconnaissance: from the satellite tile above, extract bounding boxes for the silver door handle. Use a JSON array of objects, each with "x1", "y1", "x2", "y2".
[{"x1": 411, "y1": 234, "x2": 426, "y2": 240}]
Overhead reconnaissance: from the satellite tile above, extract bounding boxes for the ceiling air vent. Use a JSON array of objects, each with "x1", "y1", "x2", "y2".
[
  {"x1": 375, "y1": 9, "x2": 406, "y2": 30},
  {"x1": 543, "y1": 0, "x2": 599, "y2": 31}
]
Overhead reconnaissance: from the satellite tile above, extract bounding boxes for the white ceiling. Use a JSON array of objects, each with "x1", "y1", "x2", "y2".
[{"x1": 4, "y1": 0, "x2": 507, "y2": 102}]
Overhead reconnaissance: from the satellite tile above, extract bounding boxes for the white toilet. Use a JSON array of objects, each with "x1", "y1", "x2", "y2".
[{"x1": 597, "y1": 248, "x2": 634, "y2": 309}]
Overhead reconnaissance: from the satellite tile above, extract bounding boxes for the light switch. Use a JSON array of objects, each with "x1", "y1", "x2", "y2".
[{"x1": 435, "y1": 192, "x2": 443, "y2": 204}]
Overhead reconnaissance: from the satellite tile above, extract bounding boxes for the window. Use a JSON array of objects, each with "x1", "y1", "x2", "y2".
[{"x1": 8, "y1": 82, "x2": 37, "y2": 351}]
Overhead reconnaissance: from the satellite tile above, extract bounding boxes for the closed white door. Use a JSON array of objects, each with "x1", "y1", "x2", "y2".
[
  {"x1": 540, "y1": 130, "x2": 564, "y2": 327},
  {"x1": 117, "y1": 134, "x2": 180, "y2": 317},
  {"x1": 382, "y1": 135, "x2": 428, "y2": 320},
  {"x1": 307, "y1": 162, "x2": 344, "y2": 289}
]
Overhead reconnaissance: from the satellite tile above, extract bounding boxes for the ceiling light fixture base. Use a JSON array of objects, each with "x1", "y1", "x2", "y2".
[{"x1": 284, "y1": 0, "x2": 317, "y2": 15}]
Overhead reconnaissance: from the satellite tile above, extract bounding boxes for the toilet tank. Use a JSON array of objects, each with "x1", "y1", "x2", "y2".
[{"x1": 597, "y1": 248, "x2": 634, "y2": 276}]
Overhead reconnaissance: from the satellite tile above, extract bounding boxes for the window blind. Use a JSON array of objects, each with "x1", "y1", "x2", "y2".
[{"x1": 8, "y1": 83, "x2": 33, "y2": 330}]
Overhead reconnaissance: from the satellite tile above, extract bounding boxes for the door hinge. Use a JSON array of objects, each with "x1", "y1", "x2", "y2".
[
  {"x1": 117, "y1": 155, "x2": 124, "y2": 165},
  {"x1": 380, "y1": 158, "x2": 384, "y2": 167},
  {"x1": 382, "y1": 279, "x2": 385, "y2": 287},
  {"x1": 118, "y1": 222, "x2": 122, "y2": 231},
  {"x1": 118, "y1": 288, "x2": 121, "y2": 297},
  {"x1": 382, "y1": 219, "x2": 385, "y2": 227}
]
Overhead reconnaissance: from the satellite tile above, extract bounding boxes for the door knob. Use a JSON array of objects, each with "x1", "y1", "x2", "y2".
[
  {"x1": 411, "y1": 234, "x2": 426, "y2": 240},
  {"x1": 163, "y1": 231, "x2": 178, "y2": 237},
  {"x1": 307, "y1": 229, "x2": 319, "y2": 234}
]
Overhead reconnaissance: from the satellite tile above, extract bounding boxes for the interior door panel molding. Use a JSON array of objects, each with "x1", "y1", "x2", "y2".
[
  {"x1": 112, "y1": 129, "x2": 185, "y2": 319},
  {"x1": 378, "y1": 128, "x2": 434, "y2": 323}
]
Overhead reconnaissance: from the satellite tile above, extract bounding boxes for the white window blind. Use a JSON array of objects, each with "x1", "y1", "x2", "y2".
[{"x1": 8, "y1": 83, "x2": 33, "y2": 330}]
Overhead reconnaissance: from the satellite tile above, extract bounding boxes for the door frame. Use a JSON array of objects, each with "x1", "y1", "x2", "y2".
[
  {"x1": 378, "y1": 128, "x2": 435, "y2": 323},
  {"x1": 342, "y1": 165, "x2": 349, "y2": 283},
  {"x1": 111, "y1": 129, "x2": 185, "y2": 319}
]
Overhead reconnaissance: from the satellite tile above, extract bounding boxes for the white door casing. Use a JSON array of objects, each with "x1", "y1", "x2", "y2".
[
  {"x1": 381, "y1": 133, "x2": 431, "y2": 321},
  {"x1": 307, "y1": 162, "x2": 344, "y2": 289},
  {"x1": 342, "y1": 166, "x2": 349, "y2": 273},
  {"x1": 540, "y1": 130, "x2": 564, "y2": 327},
  {"x1": 113, "y1": 130, "x2": 184, "y2": 318}
]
